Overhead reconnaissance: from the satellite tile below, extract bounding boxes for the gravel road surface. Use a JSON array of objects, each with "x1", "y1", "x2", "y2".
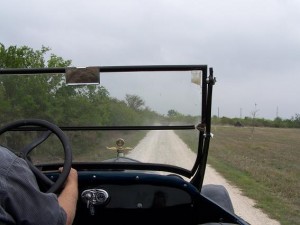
[{"x1": 127, "y1": 130, "x2": 280, "y2": 225}]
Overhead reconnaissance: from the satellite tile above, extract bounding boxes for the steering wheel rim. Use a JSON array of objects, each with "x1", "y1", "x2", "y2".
[{"x1": 0, "y1": 119, "x2": 72, "y2": 193}]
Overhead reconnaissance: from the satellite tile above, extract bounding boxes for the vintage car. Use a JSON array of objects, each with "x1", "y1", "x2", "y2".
[{"x1": 0, "y1": 65, "x2": 249, "y2": 224}]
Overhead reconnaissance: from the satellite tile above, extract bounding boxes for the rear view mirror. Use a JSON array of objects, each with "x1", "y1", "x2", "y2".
[{"x1": 66, "y1": 67, "x2": 100, "y2": 85}]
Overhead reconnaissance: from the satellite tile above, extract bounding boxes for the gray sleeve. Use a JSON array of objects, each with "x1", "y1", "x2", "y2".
[{"x1": 3, "y1": 157, "x2": 67, "y2": 225}]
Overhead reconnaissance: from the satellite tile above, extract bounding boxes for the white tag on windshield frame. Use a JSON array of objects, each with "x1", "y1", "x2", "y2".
[{"x1": 191, "y1": 70, "x2": 202, "y2": 86}]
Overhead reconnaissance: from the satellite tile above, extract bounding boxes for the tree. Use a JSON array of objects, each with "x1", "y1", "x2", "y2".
[
  {"x1": 167, "y1": 109, "x2": 180, "y2": 117},
  {"x1": 0, "y1": 43, "x2": 72, "y2": 123},
  {"x1": 125, "y1": 94, "x2": 145, "y2": 111},
  {"x1": 293, "y1": 113, "x2": 300, "y2": 128}
]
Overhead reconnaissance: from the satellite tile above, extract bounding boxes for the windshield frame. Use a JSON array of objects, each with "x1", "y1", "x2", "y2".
[{"x1": 0, "y1": 65, "x2": 215, "y2": 188}]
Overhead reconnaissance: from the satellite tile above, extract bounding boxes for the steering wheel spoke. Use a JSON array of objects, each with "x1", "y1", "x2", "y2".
[
  {"x1": 20, "y1": 130, "x2": 53, "y2": 156},
  {"x1": 26, "y1": 159, "x2": 54, "y2": 187}
]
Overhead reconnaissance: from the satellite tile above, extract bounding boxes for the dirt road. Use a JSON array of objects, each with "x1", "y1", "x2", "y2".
[{"x1": 127, "y1": 130, "x2": 280, "y2": 225}]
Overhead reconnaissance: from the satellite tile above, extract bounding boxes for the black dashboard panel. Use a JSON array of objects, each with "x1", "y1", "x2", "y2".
[
  {"x1": 47, "y1": 170, "x2": 241, "y2": 225},
  {"x1": 83, "y1": 184, "x2": 192, "y2": 208},
  {"x1": 77, "y1": 171, "x2": 197, "y2": 209},
  {"x1": 73, "y1": 171, "x2": 199, "y2": 224}
]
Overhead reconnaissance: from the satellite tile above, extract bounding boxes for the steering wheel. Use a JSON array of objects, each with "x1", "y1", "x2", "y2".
[{"x1": 0, "y1": 119, "x2": 72, "y2": 193}]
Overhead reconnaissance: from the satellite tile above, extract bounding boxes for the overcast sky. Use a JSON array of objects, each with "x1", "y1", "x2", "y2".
[{"x1": 1, "y1": 0, "x2": 299, "y2": 119}]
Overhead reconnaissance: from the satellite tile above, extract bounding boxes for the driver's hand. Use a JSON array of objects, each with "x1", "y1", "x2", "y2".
[
  {"x1": 59, "y1": 167, "x2": 78, "y2": 188},
  {"x1": 58, "y1": 167, "x2": 78, "y2": 225},
  {"x1": 66, "y1": 168, "x2": 78, "y2": 186}
]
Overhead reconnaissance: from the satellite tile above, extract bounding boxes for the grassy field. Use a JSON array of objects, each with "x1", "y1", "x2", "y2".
[{"x1": 205, "y1": 126, "x2": 300, "y2": 225}]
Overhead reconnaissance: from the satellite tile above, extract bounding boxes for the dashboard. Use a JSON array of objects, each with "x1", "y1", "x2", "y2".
[{"x1": 46, "y1": 170, "x2": 242, "y2": 225}]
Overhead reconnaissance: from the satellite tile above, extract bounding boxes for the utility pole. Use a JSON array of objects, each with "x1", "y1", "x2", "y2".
[{"x1": 250, "y1": 103, "x2": 259, "y2": 139}]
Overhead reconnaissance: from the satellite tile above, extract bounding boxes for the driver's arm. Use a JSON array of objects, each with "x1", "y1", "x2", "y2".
[
  {"x1": 58, "y1": 168, "x2": 78, "y2": 225},
  {"x1": 0, "y1": 147, "x2": 71, "y2": 225}
]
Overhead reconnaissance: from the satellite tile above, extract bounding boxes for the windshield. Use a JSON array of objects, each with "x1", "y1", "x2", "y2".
[{"x1": 0, "y1": 65, "x2": 210, "y2": 174}]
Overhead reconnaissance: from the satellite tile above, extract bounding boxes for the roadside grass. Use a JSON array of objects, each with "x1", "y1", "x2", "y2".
[
  {"x1": 209, "y1": 126, "x2": 300, "y2": 225},
  {"x1": 177, "y1": 126, "x2": 300, "y2": 225}
]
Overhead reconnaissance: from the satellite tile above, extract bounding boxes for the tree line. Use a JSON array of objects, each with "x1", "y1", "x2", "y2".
[
  {"x1": 0, "y1": 43, "x2": 161, "y2": 127},
  {"x1": 212, "y1": 115, "x2": 300, "y2": 128}
]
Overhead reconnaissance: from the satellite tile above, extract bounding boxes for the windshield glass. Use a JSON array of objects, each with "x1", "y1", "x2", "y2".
[{"x1": 0, "y1": 67, "x2": 204, "y2": 172}]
